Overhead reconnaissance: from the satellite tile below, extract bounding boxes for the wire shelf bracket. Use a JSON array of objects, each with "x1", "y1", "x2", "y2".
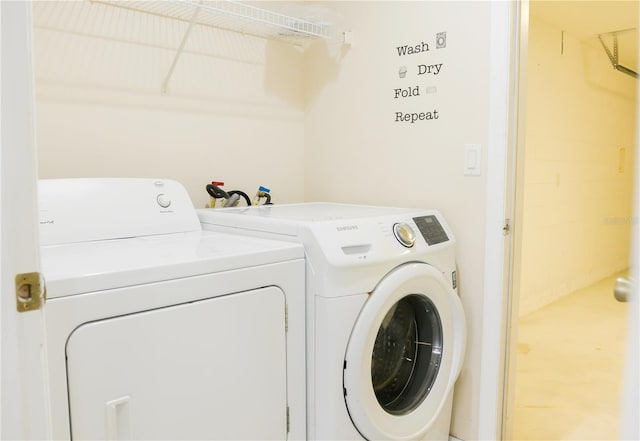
[
  {"x1": 598, "y1": 30, "x2": 638, "y2": 79},
  {"x1": 162, "y1": 2, "x2": 202, "y2": 94}
]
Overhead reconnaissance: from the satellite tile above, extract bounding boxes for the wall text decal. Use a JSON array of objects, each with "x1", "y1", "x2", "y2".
[
  {"x1": 394, "y1": 32, "x2": 446, "y2": 123},
  {"x1": 395, "y1": 110, "x2": 439, "y2": 123},
  {"x1": 396, "y1": 41, "x2": 430, "y2": 56}
]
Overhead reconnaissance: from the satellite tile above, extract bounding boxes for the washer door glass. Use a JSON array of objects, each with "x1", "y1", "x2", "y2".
[{"x1": 371, "y1": 294, "x2": 442, "y2": 415}]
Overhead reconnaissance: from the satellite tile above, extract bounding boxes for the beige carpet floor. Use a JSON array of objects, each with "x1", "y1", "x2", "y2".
[{"x1": 513, "y1": 273, "x2": 629, "y2": 440}]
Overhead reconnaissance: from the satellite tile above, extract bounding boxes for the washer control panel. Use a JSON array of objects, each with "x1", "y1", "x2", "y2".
[
  {"x1": 412, "y1": 215, "x2": 449, "y2": 245},
  {"x1": 393, "y1": 222, "x2": 416, "y2": 248}
]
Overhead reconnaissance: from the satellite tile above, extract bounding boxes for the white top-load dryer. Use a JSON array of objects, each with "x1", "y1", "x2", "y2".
[
  {"x1": 198, "y1": 203, "x2": 467, "y2": 440},
  {"x1": 39, "y1": 178, "x2": 306, "y2": 440}
]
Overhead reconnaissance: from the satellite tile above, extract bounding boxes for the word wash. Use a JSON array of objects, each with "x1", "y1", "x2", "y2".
[{"x1": 396, "y1": 41, "x2": 430, "y2": 56}]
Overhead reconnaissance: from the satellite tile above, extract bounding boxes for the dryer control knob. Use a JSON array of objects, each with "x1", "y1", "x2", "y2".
[
  {"x1": 393, "y1": 222, "x2": 415, "y2": 248},
  {"x1": 156, "y1": 194, "x2": 171, "y2": 208}
]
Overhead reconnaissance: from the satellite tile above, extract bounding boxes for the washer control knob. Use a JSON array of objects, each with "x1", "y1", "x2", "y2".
[
  {"x1": 393, "y1": 222, "x2": 415, "y2": 248},
  {"x1": 156, "y1": 194, "x2": 171, "y2": 208}
]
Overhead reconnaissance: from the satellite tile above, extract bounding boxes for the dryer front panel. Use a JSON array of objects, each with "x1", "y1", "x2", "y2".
[
  {"x1": 66, "y1": 287, "x2": 288, "y2": 440},
  {"x1": 343, "y1": 263, "x2": 466, "y2": 440}
]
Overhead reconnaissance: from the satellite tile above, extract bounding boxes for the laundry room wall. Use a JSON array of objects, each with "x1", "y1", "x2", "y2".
[
  {"x1": 303, "y1": 2, "x2": 496, "y2": 439},
  {"x1": 518, "y1": 14, "x2": 636, "y2": 317},
  {"x1": 32, "y1": 1, "x2": 307, "y2": 208},
  {"x1": 31, "y1": 2, "x2": 511, "y2": 439}
]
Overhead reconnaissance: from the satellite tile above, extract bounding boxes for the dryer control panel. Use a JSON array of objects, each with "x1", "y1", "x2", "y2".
[{"x1": 39, "y1": 178, "x2": 201, "y2": 245}]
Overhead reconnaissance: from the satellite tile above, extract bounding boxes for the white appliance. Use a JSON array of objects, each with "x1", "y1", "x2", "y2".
[
  {"x1": 39, "y1": 178, "x2": 306, "y2": 440},
  {"x1": 197, "y1": 203, "x2": 467, "y2": 440}
]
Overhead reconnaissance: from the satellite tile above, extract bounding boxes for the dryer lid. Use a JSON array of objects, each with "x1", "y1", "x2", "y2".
[
  {"x1": 197, "y1": 203, "x2": 457, "y2": 277},
  {"x1": 42, "y1": 230, "x2": 303, "y2": 298},
  {"x1": 198, "y1": 202, "x2": 432, "y2": 237},
  {"x1": 38, "y1": 178, "x2": 303, "y2": 297},
  {"x1": 204, "y1": 202, "x2": 415, "y2": 222}
]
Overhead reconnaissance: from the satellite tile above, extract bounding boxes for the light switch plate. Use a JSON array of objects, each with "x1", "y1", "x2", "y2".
[{"x1": 464, "y1": 144, "x2": 482, "y2": 176}]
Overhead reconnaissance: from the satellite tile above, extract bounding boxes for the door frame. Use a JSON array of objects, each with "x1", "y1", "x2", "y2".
[
  {"x1": 480, "y1": 1, "x2": 639, "y2": 439},
  {"x1": 477, "y1": 1, "x2": 527, "y2": 439},
  {"x1": 1, "y1": 2, "x2": 51, "y2": 439}
]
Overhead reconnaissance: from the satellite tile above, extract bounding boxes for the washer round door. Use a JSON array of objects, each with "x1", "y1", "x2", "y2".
[{"x1": 343, "y1": 263, "x2": 466, "y2": 440}]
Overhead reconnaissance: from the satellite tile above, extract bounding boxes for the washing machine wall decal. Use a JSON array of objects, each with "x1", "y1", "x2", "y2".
[{"x1": 343, "y1": 263, "x2": 466, "y2": 440}]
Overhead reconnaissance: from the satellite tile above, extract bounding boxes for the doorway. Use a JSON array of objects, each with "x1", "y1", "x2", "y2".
[{"x1": 510, "y1": 1, "x2": 637, "y2": 439}]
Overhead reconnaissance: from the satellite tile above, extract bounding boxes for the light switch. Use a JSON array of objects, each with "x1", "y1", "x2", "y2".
[{"x1": 464, "y1": 144, "x2": 482, "y2": 176}]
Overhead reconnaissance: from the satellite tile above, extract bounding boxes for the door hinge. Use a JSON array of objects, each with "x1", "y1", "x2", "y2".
[
  {"x1": 502, "y1": 219, "x2": 511, "y2": 236},
  {"x1": 285, "y1": 304, "x2": 288, "y2": 333},
  {"x1": 15, "y1": 272, "x2": 46, "y2": 313},
  {"x1": 286, "y1": 406, "x2": 290, "y2": 433}
]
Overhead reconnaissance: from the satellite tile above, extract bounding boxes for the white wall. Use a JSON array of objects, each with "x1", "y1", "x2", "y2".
[
  {"x1": 33, "y1": 1, "x2": 307, "y2": 208},
  {"x1": 304, "y1": 2, "x2": 495, "y2": 438},
  {"x1": 31, "y1": 2, "x2": 513, "y2": 439},
  {"x1": 518, "y1": 14, "x2": 636, "y2": 316}
]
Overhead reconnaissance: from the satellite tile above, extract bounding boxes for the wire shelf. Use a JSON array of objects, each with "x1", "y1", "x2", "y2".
[
  {"x1": 33, "y1": 0, "x2": 344, "y2": 94},
  {"x1": 93, "y1": 0, "x2": 334, "y2": 44}
]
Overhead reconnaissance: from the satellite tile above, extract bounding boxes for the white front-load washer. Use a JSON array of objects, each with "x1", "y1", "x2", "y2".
[
  {"x1": 39, "y1": 178, "x2": 306, "y2": 440},
  {"x1": 197, "y1": 203, "x2": 467, "y2": 440}
]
